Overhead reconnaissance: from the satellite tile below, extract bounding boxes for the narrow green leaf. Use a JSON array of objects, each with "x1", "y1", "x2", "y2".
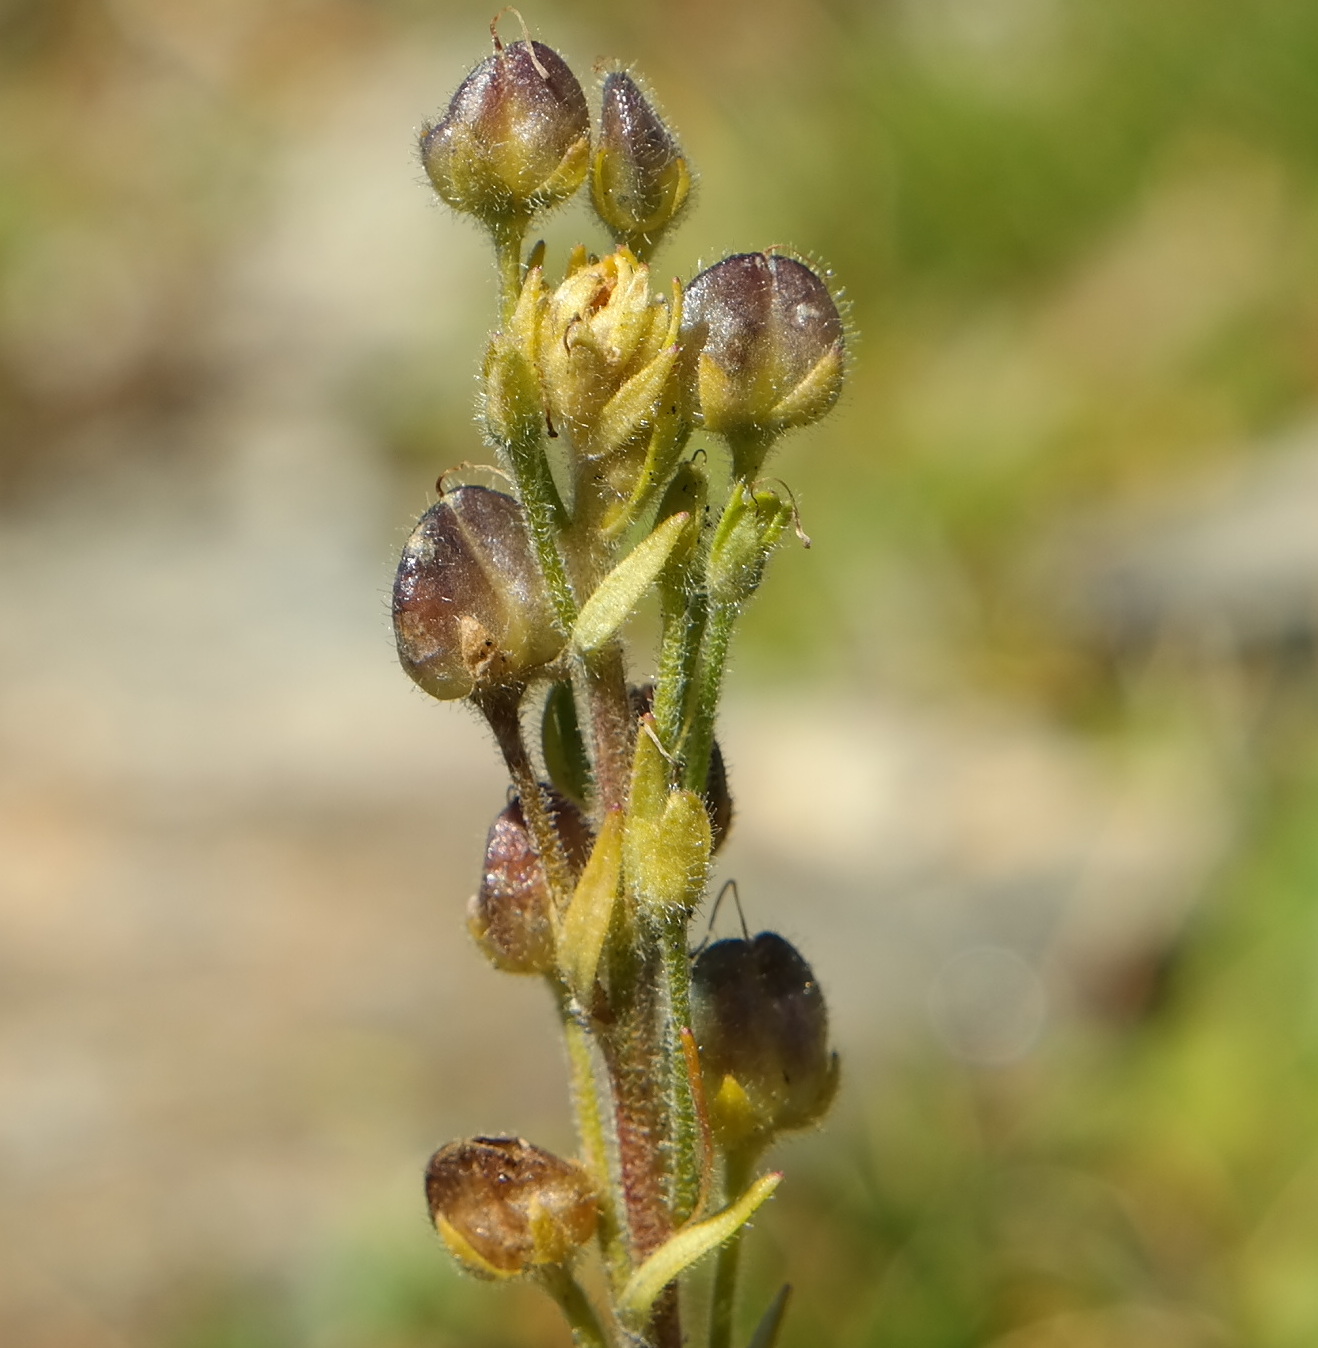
[
  {"x1": 617, "y1": 1172, "x2": 781, "y2": 1324},
  {"x1": 747, "y1": 1284, "x2": 793, "y2": 1348},
  {"x1": 571, "y1": 513, "x2": 690, "y2": 653}
]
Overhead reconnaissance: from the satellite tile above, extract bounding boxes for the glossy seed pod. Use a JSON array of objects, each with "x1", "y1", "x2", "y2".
[
  {"x1": 682, "y1": 252, "x2": 845, "y2": 460},
  {"x1": 591, "y1": 71, "x2": 692, "y2": 256},
  {"x1": 425, "y1": 1136, "x2": 598, "y2": 1278},
  {"x1": 421, "y1": 39, "x2": 590, "y2": 229},
  {"x1": 392, "y1": 486, "x2": 564, "y2": 701},
  {"x1": 468, "y1": 790, "x2": 593, "y2": 974},
  {"x1": 691, "y1": 931, "x2": 838, "y2": 1149}
]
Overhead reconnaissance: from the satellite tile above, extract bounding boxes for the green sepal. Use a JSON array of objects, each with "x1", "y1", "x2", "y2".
[
  {"x1": 435, "y1": 1214, "x2": 520, "y2": 1281},
  {"x1": 594, "y1": 342, "x2": 680, "y2": 461},
  {"x1": 483, "y1": 265, "x2": 545, "y2": 448},
  {"x1": 617, "y1": 1172, "x2": 782, "y2": 1325},
  {"x1": 528, "y1": 135, "x2": 591, "y2": 213},
  {"x1": 571, "y1": 511, "x2": 692, "y2": 652},
  {"x1": 624, "y1": 719, "x2": 712, "y2": 914},
  {"x1": 768, "y1": 342, "x2": 844, "y2": 431},
  {"x1": 706, "y1": 484, "x2": 794, "y2": 608}
]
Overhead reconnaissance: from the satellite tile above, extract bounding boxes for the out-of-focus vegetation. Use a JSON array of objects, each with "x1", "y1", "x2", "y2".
[{"x1": 6, "y1": 0, "x2": 1318, "y2": 1345}]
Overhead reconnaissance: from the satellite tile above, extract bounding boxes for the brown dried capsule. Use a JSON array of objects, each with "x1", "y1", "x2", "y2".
[
  {"x1": 421, "y1": 39, "x2": 590, "y2": 230},
  {"x1": 682, "y1": 252, "x2": 845, "y2": 472},
  {"x1": 468, "y1": 791, "x2": 593, "y2": 974},
  {"x1": 691, "y1": 931, "x2": 838, "y2": 1150},
  {"x1": 425, "y1": 1136, "x2": 598, "y2": 1278},
  {"x1": 591, "y1": 71, "x2": 692, "y2": 258},
  {"x1": 392, "y1": 486, "x2": 563, "y2": 701}
]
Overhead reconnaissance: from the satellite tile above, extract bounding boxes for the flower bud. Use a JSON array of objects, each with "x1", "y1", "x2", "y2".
[
  {"x1": 682, "y1": 253, "x2": 845, "y2": 470},
  {"x1": 629, "y1": 684, "x2": 733, "y2": 852},
  {"x1": 425, "y1": 1136, "x2": 598, "y2": 1278},
  {"x1": 706, "y1": 483, "x2": 794, "y2": 608},
  {"x1": 393, "y1": 486, "x2": 564, "y2": 701},
  {"x1": 468, "y1": 791, "x2": 593, "y2": 975},
  {"x1": 538, "y1": 247, "x2": 679, "y2": 458},
  {"x1": 691, "y1": 931, "x2": 838, "y2": 1150},
  {"x1": 421, "y1": 40, "x2": 590, "y2": 231},
  {"x1": 591, "y1": 71, "x2": 692, "y2": 259}
]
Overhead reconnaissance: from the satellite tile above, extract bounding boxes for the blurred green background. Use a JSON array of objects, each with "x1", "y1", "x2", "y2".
[{"x1": 4, "y1": 0, "x2": 1318, "y2": 1345}]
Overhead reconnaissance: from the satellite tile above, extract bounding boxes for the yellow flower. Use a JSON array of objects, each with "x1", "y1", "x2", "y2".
[{"x1": 538, "y1": 248, "x2": 682, "y2": 460}]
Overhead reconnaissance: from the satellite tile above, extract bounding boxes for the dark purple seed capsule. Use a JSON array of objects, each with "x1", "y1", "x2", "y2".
[
  {"x1": 392, "y1": 486, "x2": 563, "y2": 701},
  {"x1": 692, "y1": 930, "x2": 838, "y2": 1147},
  {"x1": 468, "y1": 790, "x2": 593, "y2": 975},
  {"x1": 682, "y1": 252, "x2": 845, "y2": 457},
  {"x1": 591, "y1": 71, "x2": 692, "y2": 256},
  {"x1": 421, "y1": 39, "x2": 590, "y2": 227}
]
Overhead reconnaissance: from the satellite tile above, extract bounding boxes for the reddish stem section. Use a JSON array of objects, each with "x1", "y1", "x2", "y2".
[{"x1": 600, "y1": 946, "x2": 681, "y2": 1348}]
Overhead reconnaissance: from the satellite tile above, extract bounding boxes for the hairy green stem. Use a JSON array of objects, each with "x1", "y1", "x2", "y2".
[
  {"x1": 709, "y1": 1145, "x2": 759, "y2": 1348},
  {"x1": 662, "y1": 913, "x2": 701, "y2": 1224},
  {"x1": 560, "y1": 466, "x2": 636, "y2": 819},
  {"x1": 506, "y1": 431, "x2": 578, "y2": 633},
  {"x1": 681, "y1": 599, "x2": 736, "y2": 797},
  {"x1": 653, "y1": 581, "x2": 706, "y2": 762},
  {"x1": 554, "y1": 981, "x2": 627, "y2": 1288},
  {"x1": 727, "y1": 427, "x2": 777, "y2": 484},
  {"x1": 539, "y1": 1264, "x2": 612, "y2": 1348},
  {"x1": 475, "y1": 685, "x2": 573, "y2": 905},
  {"x1": 491, "y1": 215, "x2": 530, "y2": 323}
]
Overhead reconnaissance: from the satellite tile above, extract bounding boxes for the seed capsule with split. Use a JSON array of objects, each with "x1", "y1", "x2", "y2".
[
  {"x1": 425, "y1": 1136, "x2": 598, "y2": 1278},
  {"x1": 392, "y1": 486, "x2": 564, "y2": 701}
]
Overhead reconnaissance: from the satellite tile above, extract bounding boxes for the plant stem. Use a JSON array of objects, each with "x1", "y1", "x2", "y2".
[
  {"x1": 475, "y1": 686, "x2": 574, "y2": 906},
  {"x1": 709, "y1": 1145, "x2": 759, "y2": 1348},
  {"x1": 554, "y1": 981, "x2": 628, "y2": 1287},
  {"x1": 562, "y1": 468, "x2": 636, "y2": 820},
  {"x1": 578, "y1": 644, "x2": 635, "y2": 816},
  {"x1": 727, "y1": 428, "x2": 777, "y2": 484},
  {"x1": 599, "y1": 934, "x2": 680, "y2": 1348},
  {"x1": 662, "y1": 913, "x2": 701, "y2": 1225},
  {"x1": 506, "y1": 430, "x2": 578, "y2": 634},
  {"x1": 539, "y1": 1264, "x2": 612, "y2": 1348},
  {"x1": 491, "y1": 215, "x2": 530, "y2": 323},
  {"x1": 601, "y1": 949, "x2": 671, "y2": 1259}
]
